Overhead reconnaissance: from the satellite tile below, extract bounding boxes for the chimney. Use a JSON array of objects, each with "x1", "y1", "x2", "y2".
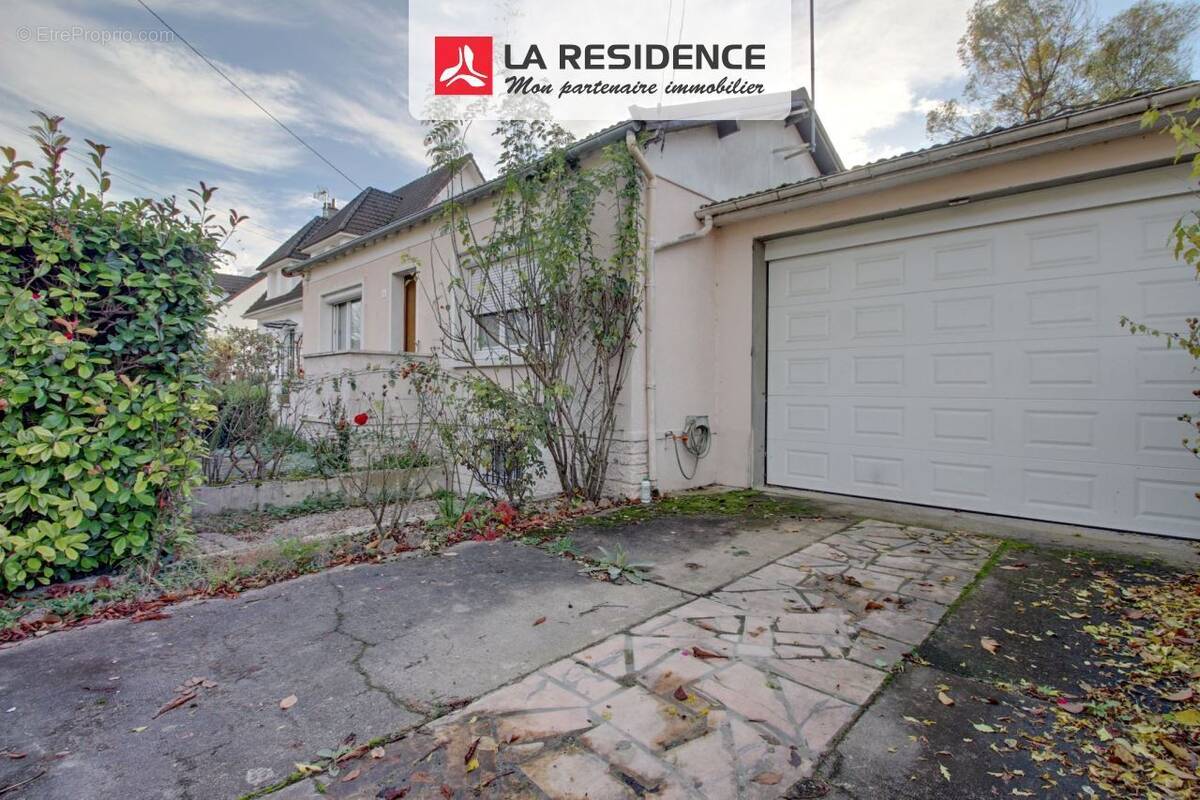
[{"x1": 313, "y1": 188, "x2": 337, "y2": 218}]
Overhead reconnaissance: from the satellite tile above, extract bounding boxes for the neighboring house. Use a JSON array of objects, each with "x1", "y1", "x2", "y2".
[
  {"x1": 212, "y1": 272, "x2": 264, "y2": 330},
  {"x1": 245, "y1": 159, "x2": 487, "y2": 351},
  {"x1": 276, "y1": 84, "x2": 1200, "y2": 539}
]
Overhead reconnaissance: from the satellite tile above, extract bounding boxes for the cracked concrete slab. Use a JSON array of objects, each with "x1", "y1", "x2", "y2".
[
  {"x1": 278, "y1": 521, "x2": 998, "y2": 799},
  {"x1": 0, "y1": 541, "x2": 687, "y2": 800}
]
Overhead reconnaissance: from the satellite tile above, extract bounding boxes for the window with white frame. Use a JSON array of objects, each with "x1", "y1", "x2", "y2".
[
  {"x1": 469, "y1": 264, "x2": 530, "y2": 360},
  {"x1": 329, "y1": 295, "x2": 362, "y2": 351}
]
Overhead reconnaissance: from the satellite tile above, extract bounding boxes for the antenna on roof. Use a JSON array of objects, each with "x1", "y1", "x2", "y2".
[
  {"x1": 313, "y1": 188, "x2": 337, "y2": 218},
  {"x1": 809, "y1": 0, "x2": 817, "y2": 159}
]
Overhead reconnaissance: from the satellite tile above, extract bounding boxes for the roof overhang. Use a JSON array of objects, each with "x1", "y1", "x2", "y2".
[{"x1": 701, "y1": 83, "x2": 1200, "y2": 225}]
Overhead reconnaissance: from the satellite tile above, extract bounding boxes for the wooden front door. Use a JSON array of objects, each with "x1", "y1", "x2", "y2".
[{"x1": 403, "y1": 275, "x2": 417, "y2": 352}]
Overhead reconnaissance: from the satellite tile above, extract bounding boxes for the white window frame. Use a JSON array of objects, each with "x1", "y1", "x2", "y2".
[
  {"x1": 467, "y1": 262, "x2": 530, "y2": 363},
  {"x1": 327, "y1": 290, "x2": 362, "y2": 352}
]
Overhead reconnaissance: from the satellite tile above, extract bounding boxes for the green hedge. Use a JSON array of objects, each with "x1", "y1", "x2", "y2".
[{"x1": 0, "y1": 114, "x2": 237, "y2": 591}]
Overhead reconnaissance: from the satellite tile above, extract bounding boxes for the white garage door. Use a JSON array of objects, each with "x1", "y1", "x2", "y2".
[{"x1": 765, "y1": 167, "x2": 1200, "y2": 539}]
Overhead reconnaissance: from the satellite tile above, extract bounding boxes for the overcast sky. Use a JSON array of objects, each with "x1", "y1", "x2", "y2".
[{"x1": 0, "y1": 0, "x2": 1195, "y2": 274}]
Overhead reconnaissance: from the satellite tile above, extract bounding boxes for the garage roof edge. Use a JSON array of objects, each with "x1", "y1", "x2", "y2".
[{"x1": 700, "y1": 83, "x2": 1200, "y2": 222}]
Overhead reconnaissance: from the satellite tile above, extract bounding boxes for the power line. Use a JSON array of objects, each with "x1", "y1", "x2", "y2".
[{"x1": 135, "y1": 0, "x2": 364, "y2": 192}]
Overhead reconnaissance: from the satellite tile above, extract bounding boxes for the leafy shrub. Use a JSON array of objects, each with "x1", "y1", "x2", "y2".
[
  {"x1": 211, "y1": 381, "x2": 271, "y2": 449},
  {"x1": 207, "y1": 327, "x2": 280, "y2": 385},
  {"x1": 0, "y1": 113, "x2": 243, "y2": 590}
]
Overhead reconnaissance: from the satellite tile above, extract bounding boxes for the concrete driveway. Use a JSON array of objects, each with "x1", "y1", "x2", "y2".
[
  {"x1": 0, "y1": 511, "x2": 843, "y2": 800},
  {"x1": 5, "y1": 494, "x2": 1190, "y2": 800}
]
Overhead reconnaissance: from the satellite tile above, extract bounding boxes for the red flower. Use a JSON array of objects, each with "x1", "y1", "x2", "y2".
[
  {"x1": 64, "y1": 331, "x2": 74, "y2": 341},
  {"x1": 353, "y1": 412, "x2": 369, "y2": 426},
  {"x1": 30, "y1": 291, "x2": 40, "y2": 300}
]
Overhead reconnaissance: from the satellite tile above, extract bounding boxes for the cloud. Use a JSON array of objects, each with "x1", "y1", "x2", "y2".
[
  {"x1": 0, "y1": 0, "x2": 432, "y2": 183},
  {"x1": 0, "y1": 1, "x2": 308, "y2": 172},
  {"x1": 810, "y1": 0, "x2": 972, "y2": 167}
]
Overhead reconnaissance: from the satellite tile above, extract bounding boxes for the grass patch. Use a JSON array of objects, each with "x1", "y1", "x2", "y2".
[{"x1": 584, "y1": 488, "x2": 817, "y2": 528}]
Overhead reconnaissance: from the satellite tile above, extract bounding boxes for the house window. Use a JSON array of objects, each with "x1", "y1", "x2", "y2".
[
  {"x1": 469, "y1": 264, "x2": 530, "y2": 360},
  {"x1": 474, "y1": 309, "x2": 530, "y2": 354},
  {"x1": 330, "y1": 296, "x2": 362, "y2": 351}
]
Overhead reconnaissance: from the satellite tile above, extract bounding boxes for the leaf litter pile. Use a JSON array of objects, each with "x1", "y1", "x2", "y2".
[
  {"x1": 957, "y1": 558, "x2": 1200, "y2": 798},
  {"x1": 1058, "y1": 566, "x2": 1200, "y2": 796}
]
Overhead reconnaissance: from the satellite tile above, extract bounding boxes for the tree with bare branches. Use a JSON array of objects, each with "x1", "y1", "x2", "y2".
[{"x1": 422, "y1": 119, "x2": 645, "y2": 501}]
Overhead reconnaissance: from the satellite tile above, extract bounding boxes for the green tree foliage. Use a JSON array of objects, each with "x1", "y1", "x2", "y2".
[
  {"x1": 1123, "y1": 102, "x2": 1200, "y2": 478},
  {"x1": 927, "y1": 0, "x2": 1199, "y2": 140},
  {"x1": 1087, "y1": 1, "x2": 1200, "y2": 100},
  {"x1": 0, "y1": 113, "x2": 244, "y2": 590}
]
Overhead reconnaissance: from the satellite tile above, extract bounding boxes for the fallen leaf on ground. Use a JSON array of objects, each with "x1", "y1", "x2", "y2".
[
  {"x1": 341, "y1": 768, "x2": 361, "y2": 782},
  {"x1": 752, "y1": 772, "x2": 782, "y2": 785},
  {"x1": 464, "y1": 737, "x2": 480, "y2": 766},
  {"x1": 980, "y1": 637, "x2": 1000, "y2": 654},
  {"x1": 865, "y1": 600, "x2": 885, "y2": 611},
  {"x1": 940, "y1": 764, "x2": 951, "y2": 782},
  {"x1": 1057, "y1": 701, "x2": 1085, "y2": 714},
  {"x1": 1172, "y1": 708, "x2": 1200, "y2": 726},
  {"x1": 131, "y1": 610, "x2": 171, "y2": 623},
  {"x1": 152, "y1": 690, "x2": 196, "y2": 719},
  {"x1": 370, "y1": 746, "x2": 385, "y2": 759},
  {"x1": 938, "y1": 691, "x2": 955, "y2": 706},
  {"x1": 674, "y1": 686, "x2": 689, "y2": 701},
  {"x1": 380, "y1": 788, "x2": 409, "y2": 800},
  {"x1": 279, "y1": 695, "x2": 298, "y2": 710},
  {"x1": 688, "y1": 646, "x2": 727, "y2": 660},
  {"x1": 532, "y1": 616, "x2": 546, "y2": 626},
  {"x1": 1162, "y1": 688, "x2": 1194, "y2": 702}
]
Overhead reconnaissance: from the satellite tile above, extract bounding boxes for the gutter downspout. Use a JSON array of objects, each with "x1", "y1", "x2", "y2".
[{"x1": 626, "y1": 130, "x2": 658, "y2": 491}]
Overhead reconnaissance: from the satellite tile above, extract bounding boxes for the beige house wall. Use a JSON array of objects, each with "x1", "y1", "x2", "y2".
[{"x1": 294, "y1": 147, "x2": 754, "y2": 496}]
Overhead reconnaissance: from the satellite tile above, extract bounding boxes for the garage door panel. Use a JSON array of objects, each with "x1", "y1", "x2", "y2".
[
  {"x1": 766, "y1": 174, "x2": 1200, "y2": 538},
  {"x1": 770, "y1": 337, "x2": 1191, "y2": 402},
  {"x1": 769, "y1": 269, "x2": 1190, "y2": 348}
]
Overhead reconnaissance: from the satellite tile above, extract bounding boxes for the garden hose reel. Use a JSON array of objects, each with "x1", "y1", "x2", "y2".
[{"x1": 671, "y1": 415, "x2": 711, "y2": 480}]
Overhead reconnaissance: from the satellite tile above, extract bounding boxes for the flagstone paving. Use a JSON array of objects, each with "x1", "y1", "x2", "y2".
[{"x1": 278, "y1": 521, "x2": 997, "y2": 799}]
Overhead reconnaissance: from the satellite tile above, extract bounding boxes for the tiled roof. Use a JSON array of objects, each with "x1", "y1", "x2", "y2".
[
  {"x1": 213, "y1": 272, "x2": 260, "y2": 298},
  {"x1": 244, "y1": 282, "x2": 303, "y2": 316},
  {"x1": 303, "y1": 163, "x2": 458, "y2": 245},
  {"x1": 391, "y1": 163, "x2": 458, "y2": 210},
  {"x1": 257, "y1": 216, "x2": 326, "y2": 272},
  {"x1": 258, "y1": 164, "x2": 457, "y2": 273}
]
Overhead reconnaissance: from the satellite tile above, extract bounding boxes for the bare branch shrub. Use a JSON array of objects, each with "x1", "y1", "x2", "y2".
[{"x1": 424, "y1": 119, "x2": 645, "y2": 501}]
